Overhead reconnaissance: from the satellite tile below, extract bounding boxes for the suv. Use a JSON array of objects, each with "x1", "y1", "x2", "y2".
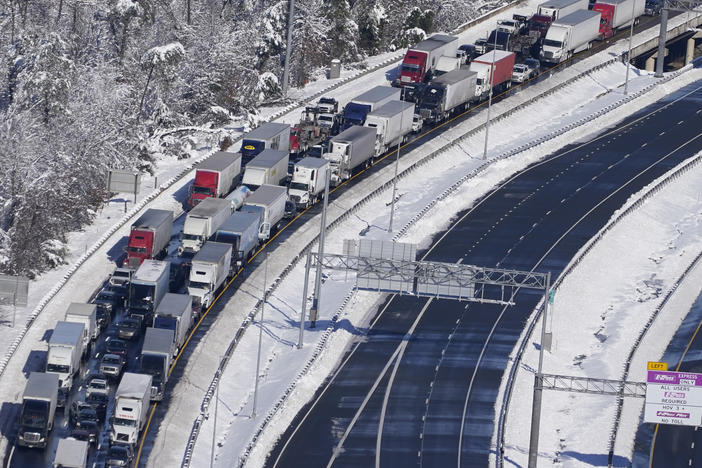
[
  {"x1": 99, "y1": 353, "x2": 125, "y2": 378},
  {"x1": 645, "y1": 0, "x2": 661, "y2": 15},
  {"x1": 511, "y1": 64, "x2": 531, "y2": 83},
  {"x1": 474, "y1": 38, "x2": 488, "y2": 55},
  {"x1": 117, "y1": 316, "x2": 141, "y2": 340},
  {"x1": 524, "y1": 58, "x2": 541, "y2": 77},
  {"x1": 86, "y1": 373, "x2": 110, "y2": 397}
]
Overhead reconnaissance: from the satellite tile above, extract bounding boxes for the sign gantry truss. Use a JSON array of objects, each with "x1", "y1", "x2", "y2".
[
  {"x1": 664, "y1": 0, "x2": 701, "y2": 12},
  {"x1": 539, "y1": 373, "x2": 647, "y2": 398}
]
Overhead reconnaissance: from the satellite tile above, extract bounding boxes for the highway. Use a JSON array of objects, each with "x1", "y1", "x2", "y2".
[{"x1": 268, "y1": 80, "x2": 702, "y2": 467}]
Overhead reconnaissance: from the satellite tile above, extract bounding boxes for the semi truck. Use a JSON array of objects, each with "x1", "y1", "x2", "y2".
[
  {"x1": 53, "y1": 437, "x2": 88, "y2": 468},
  {"x1": 123, "y1": 209, "x2": 173, "y2": 270},
  {"x1": 179, "y1": 197, "x2": 232, "y2": 255},
  {"x1": 188, "y1": 151, "x2": 242, "y2": 208},
  {"x1": 64, "y1": 303, "x2": 98, "y2": 347},
  {"x1": 212, "y1": 211, "x2": 262, "y2": 267},
  {"x1": 129, "y1": 260, "x2": 170, "y2": 324},
  {"x1": 418, "y1": 68, "x2": 478, "y2": 124},
  {"x1": 342, "y1": 86, "x2": 401, "y2": 129},
  {"x1": 139, "y1": 327, "x2": 175, "y2": 401},
  {"x1": 46, "y1": 321, "x2": 84, "y2": 390},
  {"x1": 241, "y1": 149, "x2": 289, "y2": 191},
  {"x1": 188, "y1": 241, "x2": 233, "y2": 314},
  {"x1": 242, "y1": 185, "x2": 287, "y2": 240},
  {"x1": 364, "y1": 100, "x2": 415, "y2": 154},
  {"x1": 593, "y1": 0, "x2": 644, "y2": 39},
  {"x1": 469, "y1": 50, "x2": 516, "y2": 101},
  {"x1": 540, "y1": 10, "x2": 601, "y2": 63},
  {"x1": 153, "y1": 292, "x2": 193, "y2": 354},
  {"x1": 529, "y1": 0, "x2": 589, "y2": 37},
  {"x1": 288, "y1": 157, "x2": 330, "y2": 209},
  {"x1": 397, "y1": 34, "x2": 459, "y2": 85},
  {"x1": 240, "y1": 123, "x2": 290, "y2": 164},
  {"x1": 110, "y1": 372, "x2": 152, "y2": 445},
  {"x1": 323, "y1": 126, "x2": 376, "y2": 186},
  {"x1": 17, "y1": 372, "x2": 59, "y2": 449}
]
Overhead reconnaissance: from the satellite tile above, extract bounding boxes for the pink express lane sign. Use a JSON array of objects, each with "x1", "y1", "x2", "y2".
[{"x1": 645, "y1": 370, "x2": 702, "y2": 426}]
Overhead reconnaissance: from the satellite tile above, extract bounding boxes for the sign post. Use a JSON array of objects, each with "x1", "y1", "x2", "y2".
[{"x1": 645, "y1": 369, "x2": 702, "y2": 426}]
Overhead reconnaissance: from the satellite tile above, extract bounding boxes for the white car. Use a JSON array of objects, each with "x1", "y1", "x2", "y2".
[
  {"x1": 511, "y1": 64, "x2": 531, "y2": 83},
  {"x1": 86, "y1": 375, "x2": 109, "y2": 397}
]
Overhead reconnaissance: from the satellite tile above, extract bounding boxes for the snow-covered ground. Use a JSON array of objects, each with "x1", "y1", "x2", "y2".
[{"x1": 0, "y1": 0, "x2": 700, "y2": 465}]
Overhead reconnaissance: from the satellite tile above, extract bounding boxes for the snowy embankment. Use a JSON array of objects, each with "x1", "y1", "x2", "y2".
[{"x1": 180, "y1": 62, "x2": 702, "y2": 468}]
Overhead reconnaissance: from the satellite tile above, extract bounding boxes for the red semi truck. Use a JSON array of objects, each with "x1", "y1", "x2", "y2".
[
  {"x1": 528, "y1": 0, "x2": 589, "y2": 38},
  {"x1": 188, "y1": 151, "x2": 242, "y2": 208},
  {"x1": 397, "y1": 34, "x2": 458, "y2": 86},
  {"x1": 593, "y1": 0, "x2": 645, "y2": 39},
  {"x1": 123, "y1": 209, "x2": 173, "y2": 269}
]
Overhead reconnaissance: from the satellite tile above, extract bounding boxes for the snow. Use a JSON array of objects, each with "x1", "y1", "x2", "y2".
[{"x1": 0, "y1": 0, "x2": 700, "y2": 465}]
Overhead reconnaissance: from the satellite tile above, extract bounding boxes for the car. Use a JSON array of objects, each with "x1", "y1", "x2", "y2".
[
  {"x1": 96, "y1": 306, "x2": 111, "y2": 330},
  {"x1": 86, "y1": 373, "x2": 110, "y2": 397},
  {"x1": 104, "y1": 337, "x2": 128, "y2": 358},
  {"x1": 75, "y1": 407, "x2": 99, "y2": 429},
  {"x1": 411, "y1": 114, "x2": 423, "y2": 133},
  {"x1": 524, "y1": 58, "x2": 541, "y2": 77},
  {"x1": 69, "y1": 401, "x2": 93, "y2": 428},
  {"x1": 71, "y1": 419, "x2": 99, "y2": 445},
  {"x1": 93, "y1": 290, "x2": 119, "y2": 318},
  {"x1": 108, "y1": 283, "x2": 129, "y2": 305},
  {"x1": 497, "y1": 19, "x2": 519, "y2": 34},
  {"x1": 100, "y1": 353, "x2": 125, "y2": 378},
  {"x1": 86, "y1": 392, "x2": 108, "y2": 421},
  {"x1": 511, "y1": 64, "x2": 531, "y2": 83},
  {"x1": 109, "y1": 267, "x2": 132, "y2": 287},
  {"x1": 106, "y1": 444, "x2": 134, "y2": 467},
  {"x1": 284, "y1": 200, "x2": 297, "y2": 219},
  {"x1": 117, "y1": 317, "x2": 141, "y2": 340},
  {"x1": 645, "y1": 0, "x2": 661, "y2": 15}
]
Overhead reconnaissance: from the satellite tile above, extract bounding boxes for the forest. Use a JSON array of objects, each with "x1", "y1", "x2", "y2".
[{"x1": 0, "y1": 0, "x2": 487, "y2": 276}]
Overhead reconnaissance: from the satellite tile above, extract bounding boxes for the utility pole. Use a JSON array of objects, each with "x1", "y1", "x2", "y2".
[
  {"x1": 528, "y1": 272, "x2": 551, "y2": 468},
  {"x1": 282, "y1": 0, "x2": 296, "y2": 96},
  {"x1": 623, "y1": 0, "x2": 637, "y2": 95},
  {"x1": 310, "y1": 169, "x2": 330, "y2": 328},
  {"x1": 482, "y1": 23, "x2": 500, "y2": 160},
  {"x1": 298, "y1": 250, "x2": 312, "y2": 348}
]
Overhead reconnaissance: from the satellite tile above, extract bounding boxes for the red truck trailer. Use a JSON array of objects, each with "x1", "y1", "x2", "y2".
[
  {"x1": 123, "y1": 209, "x2": 173, "y2": 269},
  {"x1": 188, "y1": 151, "x2": 242, "y2": 208},
  {"x1": 397, "y1": 34, "x2": 458, "y2": 86},
  {"x1": 593, "y1": 0, "x2": 644, "y2": 39},
  {"x1": 469, "y1": 50, "x2": 516, "y2": 101}
]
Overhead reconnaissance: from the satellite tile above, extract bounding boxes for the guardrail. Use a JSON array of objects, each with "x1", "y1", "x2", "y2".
[{"x1": 494, "y1": 62, "x2": 700, "y2": 467}]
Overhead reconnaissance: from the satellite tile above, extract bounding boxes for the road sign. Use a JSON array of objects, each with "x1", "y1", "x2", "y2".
[
  {"x1": 648, "y1": 361, "x2": 668, "y2": 371},
  {"x1": 644, "y1": 370, "x2": 702, "y2": 426}
]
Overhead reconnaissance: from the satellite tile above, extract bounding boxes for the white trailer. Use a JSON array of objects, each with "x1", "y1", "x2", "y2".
[
  {"x1": 288, "y1": 157, "x2": 330, "y2": 209},
  {"x1": 111, "y1": 372, "x2": 152, "y2": 445},
  {"x1": 188, "y1": 242, "x2": 233, "y2": 313},
  {"x1": 179, "y1": 197, "x2": 232, "y2": 255},
  {"x1": 342, "y1": 86, "x2": 402, "y2": 128},
  {"x1": 17, "y1": 372, "x2": 59, "y2": 449},
  {"x1": 53, "y1": 438, "x2": 88, "y2": 468},
  {"x1": 541, "y1": 10, "x2": 601, "y2": 63},
  {"x1": 324, "y1": 126, "x2": 376, "y2": 185},
  {"x1": 364, "y1": 100, "x2": 415, "y2": 155},
  {"x1": 154, "y1": 292, "x2": 193, "y2": 354},
  {"x1": 47, "y1": 321, "x2": 84, "y2": 390},
  {"x1": 64, "y1": 303, "x2": 98, "y2": 346},
  {"x1": 242, "y1": 185, "x2": 287, "y2": 240},
  {"x1": 212, "y1": 211, "x2": 262, "y2": 266},
  {"x1": 419, "y1": 68, "x2": 478, "y2": 124},
  {"x1": 434, "y1": 55, "x2": 462, "y2": 76},
  {"x1": 129, "y1": 260, "x2": 170, "y2": 321},
  {"x1": 241, "y1": 149, "x2": 289, "y2": 191},
  {"x1": 537, "y1": 0, "x2": 589, "y2": 20}
]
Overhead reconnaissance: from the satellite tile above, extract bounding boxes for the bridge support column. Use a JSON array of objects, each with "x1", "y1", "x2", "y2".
[
  {"x1": 687, "y1": 38, "x2": 695, "y2": 64},
  {"x1": 655, "y1": 8, "x2": 669, "y2": 77}
]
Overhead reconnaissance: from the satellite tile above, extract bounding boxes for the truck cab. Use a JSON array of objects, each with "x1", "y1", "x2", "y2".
[
  {"x1": 399, "y1": 51, "x2": 428, "y2": 85},
  {"x1": 17, "y1": 373, "x2": 59, "y2": 449}
]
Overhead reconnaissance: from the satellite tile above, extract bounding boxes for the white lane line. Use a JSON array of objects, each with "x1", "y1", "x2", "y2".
[{"x1": 678, "y1": 120, "x2": 684, "y2": 125}]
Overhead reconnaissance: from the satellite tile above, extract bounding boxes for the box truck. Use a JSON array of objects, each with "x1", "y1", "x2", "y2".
[
  {"x1": 47, "y1": 321, "x2": 84, "y2": 390},
  {"x1": 240, "y1": 123, "x2": 290, "y2": 165},
  {"x1": 188, "y1": 242, "x2": 232, "y2": 314},
  {"x1": 153, "y1": 293, "x2": 193, "y2": 354},
  {"x1": 241, "y1": 185, "x2": 287, "y2": 241},
  {"x1": 419, "y1": 68, "x2": 477, "y2": 124},
  {"x1": 212, "y1": 211, "x2": 262, "y2": 267},
  {"x1": 540, "y1": 10, "x2": 601, "y2": 63},
  {"x1": 17, "y1": 372, "x2": 59, "y2": 448},
  {"x1": 593, "y1": 0, "x2": 644, "y2": 39},
  {"x1": 324, "y1": 126, "x2": 376, "y2": 185},
  {"x1": 529, "y1": 0, "x2": 590, "y2": 37},
  {"x1": 470, "y1": 50, "x2": 516, "y2": 101},
  {"x1": 110, "y1": 372, "x2": 152, "y2": 445},
  {"x1": 188, "y1": 151, "x2": 242, "y2": 208},
  {"x1": 288, "y1": 157, "x2": 330, "y2": 209},
  {"x1": 129, "y1": 260, "x2": 170, "y2": 324},
  {"x1": 342, "y1": 86, "x2": 401, "y2": 129},
  {"x1": 53, "y1": 437, "x2": 88, "y2": 468},
  {"x1": 139, "y1": 327, "x2": 174, "y2": 401},
  {"x1": 241, "y1": 149, "x2": 289, "y2": 191},
  {"x1": 179, "y1": 197, "x2": 232, "y2": 255},
  {"x1": 364, "y1": 100, "x2": 415, "y2": 154},
  {"x1": 397, "y1": 34, "x2": 459, "y2": 85},
  {"x1": 64, "y1": 303, "x2": 98, "y2": 347},
  {"x1": 123, "y1": 209, "x2": 173, "y2": 269}
]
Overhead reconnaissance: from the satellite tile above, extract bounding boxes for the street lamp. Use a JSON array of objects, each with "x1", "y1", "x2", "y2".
[
  {"x1": 482, "y1": 22, "x2": 500, "y2": 160},
  {"x1": 623, "y1": 0, "x2": 637, "y2": 94}
]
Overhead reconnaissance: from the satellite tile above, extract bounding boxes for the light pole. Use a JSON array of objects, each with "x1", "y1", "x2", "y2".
[
  {"x1": 623, "y1": 0, "x2": 637, "y2": 95},
  {"x1": 297, "y1": 250, "x2": 312, "y2": 348},
  {"x1": 252, "y1": 251, "x2": 269, "y2": 418},
  {"x1": 482, "y1": 23, "x2": 500, "y2": 160},
  {"x1": 388, "y1": 104, "x2": 408, "y2": 233},
  {"x1": 310, "y1": 169, "x2": 330, "y2": 328},
  {"x1": 210, "y1": 368, "x2": 220, "y2": 468}
]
